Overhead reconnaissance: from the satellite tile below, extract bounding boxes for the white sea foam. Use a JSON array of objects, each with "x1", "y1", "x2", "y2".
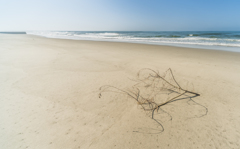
[
  {"x1": 27, "y1": 31, "x2": 240, "y2": 50},
  {"x1": 85, "y1": 32, "x2": 118, "y2": 36}
]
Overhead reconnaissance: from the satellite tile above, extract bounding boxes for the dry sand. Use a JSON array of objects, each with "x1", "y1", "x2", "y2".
[{"x1": 1, "y1": 34, "x2": 240, "y2": 149}]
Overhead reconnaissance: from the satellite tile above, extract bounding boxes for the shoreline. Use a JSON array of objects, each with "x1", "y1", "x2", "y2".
[
  {"x1": 2, "y1": 32, "x2": 240, "y2": 52},
  {"x1": 28, "y1": 33, "x2": 240, "y2": 54},
  {"x1": 26, "y1": 31, "x2": 240, "y2": 53},
  {"x1": 1, "y1": 34, "x2": 240, "y2": 149}
]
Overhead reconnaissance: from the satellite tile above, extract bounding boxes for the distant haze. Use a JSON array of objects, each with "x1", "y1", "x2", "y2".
[{"x1": 0, "y1": 0, "x2": 240, "y2": 31}]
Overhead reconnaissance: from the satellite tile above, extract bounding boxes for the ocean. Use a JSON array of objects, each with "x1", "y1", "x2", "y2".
[
  {"x1": 0, "y1": 32, "x2": 26, "y2": 34},
  {"x1": 27, "y1": 31, "x2": 240, "y2": 52}
]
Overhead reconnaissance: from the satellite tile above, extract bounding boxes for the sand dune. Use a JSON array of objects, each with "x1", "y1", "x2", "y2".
[{"x1": 1, "y1": 34, "x2": 240, "y2": 149}]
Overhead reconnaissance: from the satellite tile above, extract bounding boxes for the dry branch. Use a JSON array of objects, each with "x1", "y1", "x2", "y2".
[{"x1": 99, "y1": 68, "x2": 202, "y2": 133}]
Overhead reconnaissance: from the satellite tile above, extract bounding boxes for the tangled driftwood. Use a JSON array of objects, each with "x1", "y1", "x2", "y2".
[{"x1": 99, "y1": 68, "x2": 206, "y2": 133}]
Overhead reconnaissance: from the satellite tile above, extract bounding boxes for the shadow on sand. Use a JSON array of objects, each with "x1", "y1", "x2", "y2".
[{"x1": 99, "y1": 68, "x2": 208, "y2": 134}]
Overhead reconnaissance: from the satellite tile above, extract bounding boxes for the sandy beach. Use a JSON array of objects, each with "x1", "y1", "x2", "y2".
[{"x1": 1, "y1": 34, "x2": 240, "y2": 149}]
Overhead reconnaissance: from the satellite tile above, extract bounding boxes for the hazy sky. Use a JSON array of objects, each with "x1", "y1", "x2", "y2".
[{"x1": 0, "y1": 0, "x2": 240, "y2": 31}]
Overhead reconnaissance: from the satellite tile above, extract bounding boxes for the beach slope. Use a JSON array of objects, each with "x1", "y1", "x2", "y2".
[{"x1": 1, "y1": 34, "x2": 240, "y2": 149}]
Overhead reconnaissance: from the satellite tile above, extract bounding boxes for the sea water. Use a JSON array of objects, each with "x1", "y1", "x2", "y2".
[{"x1": 27, "y1": 31, "x2": 240, "y2": 52}]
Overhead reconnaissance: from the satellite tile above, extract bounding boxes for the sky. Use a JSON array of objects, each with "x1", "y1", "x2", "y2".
[{"x1": 0, "y1": 0, "x2": 240, "y2": 31}]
